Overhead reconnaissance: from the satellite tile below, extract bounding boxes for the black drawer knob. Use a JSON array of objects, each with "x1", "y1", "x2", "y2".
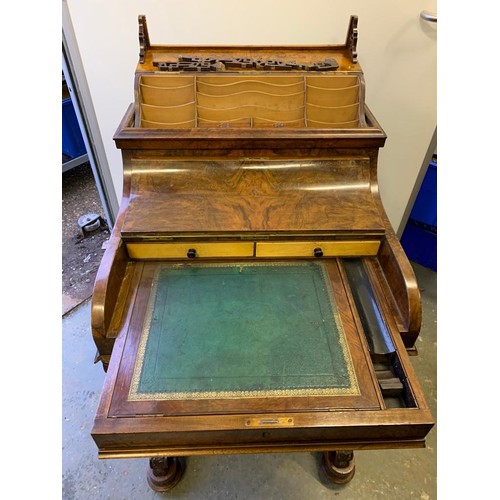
[
  {"x1": 187, "y1": 248, "x2": 196, "y2": 258},
  {"x1": 314, "y1": 247, "x2": 323, "y2": 258}
]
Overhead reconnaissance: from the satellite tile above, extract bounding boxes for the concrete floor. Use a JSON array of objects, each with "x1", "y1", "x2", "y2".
[{"x1": 62, "y1": 262, "x2": 436, "y2": 499}]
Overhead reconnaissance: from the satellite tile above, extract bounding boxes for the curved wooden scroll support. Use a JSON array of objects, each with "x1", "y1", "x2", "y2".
[
  {"x1": 364, "y1": 114, "x2": 422, "y2": 348},
  {"x1": 373, "y1": 184, "x2": 422, "y2": 347},
  {"x1": 378, "y1": 223, "x2": 422, "y2": 348},
  {"x1": 91, "y1": 128, "x2": 134, "y2": 371},
  {"x1": 90, "y1": 207, "x2": 128, "y2": 371},
  {"x1": 147, "y1": 457, "x2": 185, "y2": 492}
]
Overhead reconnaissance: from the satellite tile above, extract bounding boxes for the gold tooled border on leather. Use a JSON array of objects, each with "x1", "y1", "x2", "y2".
[{"x1": 128, "y1": 261, "x2": 360, "y2": 400}]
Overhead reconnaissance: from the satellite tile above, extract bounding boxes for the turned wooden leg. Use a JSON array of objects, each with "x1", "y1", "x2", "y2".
[
  {"x1": 147, "y1": 457, "x2": 185, "y2": 492},
  {"x1": 321, "y1": 450, "x2": 356, "y2": 484}
]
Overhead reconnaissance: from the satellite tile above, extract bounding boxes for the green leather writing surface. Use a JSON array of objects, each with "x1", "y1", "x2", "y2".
[{"x1": 129, "y1": 262, "x2": 358, "y2": 400}]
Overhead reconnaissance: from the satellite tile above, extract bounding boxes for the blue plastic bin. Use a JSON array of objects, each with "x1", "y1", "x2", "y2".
[
  {"x1": 408, "y1": 161, "x2": 437, "y2": 228},
  {"x1": 62, "y1": 97, "x2": 86, "y2": 159},
  {"x1": 400, "y1": 221, "x2": 437, "y2": 271},
  {"x1": 400, "y1": 160, "x2": 437, "y2": 271}
]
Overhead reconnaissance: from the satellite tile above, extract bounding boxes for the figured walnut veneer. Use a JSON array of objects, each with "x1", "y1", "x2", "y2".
[{"x1": 121, "y1": 158, "x2": 383, "y2": 237}]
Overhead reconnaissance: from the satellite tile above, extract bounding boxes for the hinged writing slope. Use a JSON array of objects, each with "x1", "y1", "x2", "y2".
[
  {"x1": 90, "y1": 15, "x2": 433, "y2": 491},
  {"x1": 131, "y1": 263, "x2": 359, "y2": 400},
  {"x1": 107, "y1": 260, "x2": 381, "y2": 418}
]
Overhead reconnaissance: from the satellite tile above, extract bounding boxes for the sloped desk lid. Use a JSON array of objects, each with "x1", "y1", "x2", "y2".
[{"x1": 121, "y1": 158, "x2": 384, "y2": 238}]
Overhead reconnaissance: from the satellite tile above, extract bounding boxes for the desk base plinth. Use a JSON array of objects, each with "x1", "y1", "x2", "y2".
[
  {"x1": 147, "y1": 457, "x2": 185, "y2": 492},
  {"x1": 145, "y1": 451, "x2": 355, "y2": 492},
  {"x1": 321, "y1": 450, "x2": 356, "y2": 485}
]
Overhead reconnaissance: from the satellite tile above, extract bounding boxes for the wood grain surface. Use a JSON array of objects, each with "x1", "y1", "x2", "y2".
[{"x1": 122, "y1": 158, "x2": 383, "y2": 236}]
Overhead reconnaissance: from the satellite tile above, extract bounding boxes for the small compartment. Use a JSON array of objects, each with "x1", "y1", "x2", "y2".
[
  {"x1": 140, "y1": 83, "x2": 195, "y2": 106},
  {"x1": 306, "y1": 75, "x2": 358, "y2": 89},
  {"x1": 197, "y1": 75, "x2": 304, "y2": 87},
  {"x1": 306, "y1": 102, "x2": 359, "y2": 123},
  {"x1": 197, "y1": 78, "x2": 304, "y2": 96},
  {"x1": 252, "y1": 117, "x2": 305, "y2": 128},
  {"x1": 342, "y1": 258, "x2": 418, "y2": 409},
  {"x1": 140, "y1": 75, "x2": 195, "y2": 88},
  {"x1": 373, "y1": 354, "x2": 417, "y2": 409},
  {"x1": 197, "y1": 105, "x2": 304, "y2": 123},
  {"x1": 306, "y1": 84, "x2": 359, "y2": 107},
  {"x1": 141, "y1": 118, "x2": 195, "y2": 129},
  {"x1": 140, "y1": 102, "x2": 196, "y2": 124},
  {"x1": 197, "y1": 117, "x2": 252, "y2": 128},
  {"x1": 196, "y1": 90, "x2": 304, "y2": 111},
  {"x1": 306, "y1": 118, "x2": 359, "y2": 129},
  {"x1": 304, "y1": 75, "x2": 360, "y2": 128}
]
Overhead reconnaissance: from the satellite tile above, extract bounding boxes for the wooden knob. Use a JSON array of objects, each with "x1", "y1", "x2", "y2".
[
  {"x1": 314, "y1": 247, "x2": 323, "y2": 258},
  {"x1": 187, "y1": 248, "x2": 196, "y2": 258}
]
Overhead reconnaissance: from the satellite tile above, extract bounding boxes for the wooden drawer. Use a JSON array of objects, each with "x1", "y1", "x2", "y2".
[
  {"x1": 255, "y1": 240, "x2": 380, "y2": 258},
  {"x1": 126, "y1": 242, "x2": 255, "y2": 259}
]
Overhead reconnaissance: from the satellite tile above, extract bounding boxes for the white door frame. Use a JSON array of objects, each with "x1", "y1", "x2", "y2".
[{"x1": 62, "y1": 2, "x2": 118, "y2": 225}]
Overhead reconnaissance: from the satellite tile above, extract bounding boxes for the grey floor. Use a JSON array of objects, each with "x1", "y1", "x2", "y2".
[{"x1": 62, "y1": 262, "x2": 437, "y2": 500}]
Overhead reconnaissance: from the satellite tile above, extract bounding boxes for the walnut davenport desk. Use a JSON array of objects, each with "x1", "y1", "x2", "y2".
[{"x1": 90, "y1": 16, "x2": 434, "y2": 491}]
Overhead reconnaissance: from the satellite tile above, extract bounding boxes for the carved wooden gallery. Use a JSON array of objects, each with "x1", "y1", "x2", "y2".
[{"x1": 90, "y1": 15, "x2": 434, "y2": 491}]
